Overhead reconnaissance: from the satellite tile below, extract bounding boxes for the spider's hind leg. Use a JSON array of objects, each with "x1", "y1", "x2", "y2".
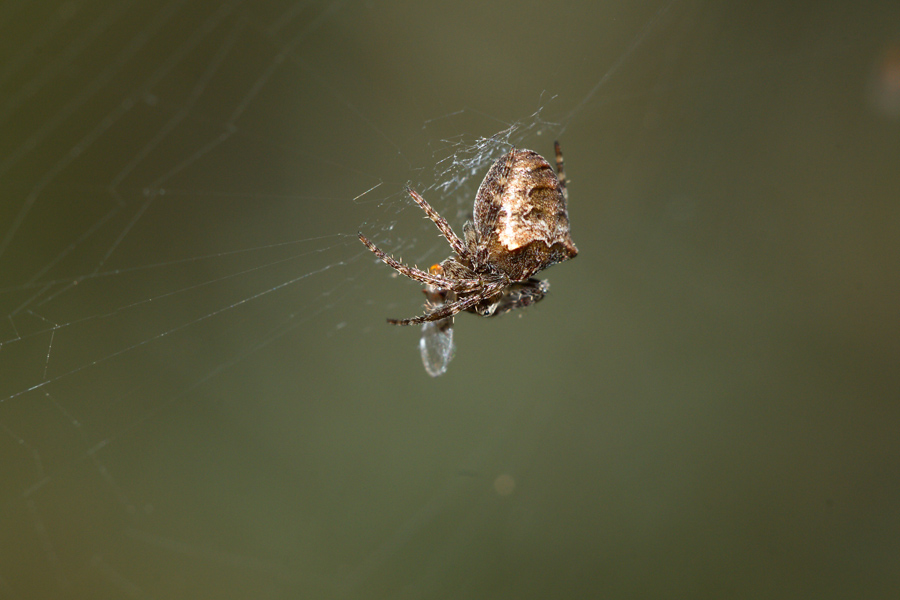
[
  {"x1": 469, "y1": 278, "x2": 549, "y2": 318},
  {"x1": 554, "y1": 141, "x2": 567, "y2": 201},
  {"x1": 387, "y1": 288, "x2": 494, "y2": 326}
]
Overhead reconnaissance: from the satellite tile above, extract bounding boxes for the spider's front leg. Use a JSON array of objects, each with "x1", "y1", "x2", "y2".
[
  {"x1": 405, "y1": 188, "x2": 469, "y2": 260},
  {"x1": 358, "y1": 232, "x2": 471, "y2": 290}
]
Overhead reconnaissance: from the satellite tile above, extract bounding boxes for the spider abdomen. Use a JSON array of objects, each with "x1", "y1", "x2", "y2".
[{"x1": 473, "y1": 148, "x2": 578, "y2": 281}]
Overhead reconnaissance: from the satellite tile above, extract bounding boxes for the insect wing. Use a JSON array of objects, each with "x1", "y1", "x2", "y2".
[
  {"x1": 419, "y1": 316, "x2": 455, "y2": 377},
  {"x1": 419, "y1": 279, "x2": 456, "y2": 377}
]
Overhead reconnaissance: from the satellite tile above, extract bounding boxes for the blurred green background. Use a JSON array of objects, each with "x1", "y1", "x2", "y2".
[{"x1": 1, "y1": 1, "x2": 899, "y2": 598}]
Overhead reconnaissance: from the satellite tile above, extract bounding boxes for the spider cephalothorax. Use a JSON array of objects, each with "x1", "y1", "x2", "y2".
[{"x1": 358, "y1": 142, "x2": 577, "y2": 326}]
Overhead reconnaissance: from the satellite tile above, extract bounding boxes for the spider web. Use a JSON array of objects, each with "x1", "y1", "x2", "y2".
[
  {"x1": 4, "y1": 1, "x2": 898, "y2": 599},
  {"x1": 0, "y1": 1, "x2": 704, "y2": 597}
]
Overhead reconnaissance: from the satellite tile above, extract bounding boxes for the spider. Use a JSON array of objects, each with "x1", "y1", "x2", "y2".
[{"x1": 358, "y1": 141, "x2": 578, "y2": 326}]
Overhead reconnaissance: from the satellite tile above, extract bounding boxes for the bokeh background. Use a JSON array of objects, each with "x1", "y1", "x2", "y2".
[{"x1": 1, "y1": 1, "x2": 899, "y2": 598}]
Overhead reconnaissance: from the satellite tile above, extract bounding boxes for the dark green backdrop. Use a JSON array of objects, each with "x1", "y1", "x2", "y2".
[{"x1": 1, "y1": 1, "x2": 898, "y2": 598}]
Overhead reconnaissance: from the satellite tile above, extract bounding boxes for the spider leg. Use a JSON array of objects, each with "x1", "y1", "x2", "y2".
[
  {"x1": 358, "y1": 232, "x2": 480, "y2": 291},
  {"x1": 471, "y1": 278, "x2": 549, "y2": 317},
  {"x1": 388, "y1": 285, "x2": 502, "y2": 326},
  {"x1": 499, "y1": 147, "x2": 516, "y2": 186},
  {"x1": 554, "y1": 141, "x2": 567, "y2": 201},
  {"x1": 406, "y1": 188, "x2": 469, "y2": 259}
]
